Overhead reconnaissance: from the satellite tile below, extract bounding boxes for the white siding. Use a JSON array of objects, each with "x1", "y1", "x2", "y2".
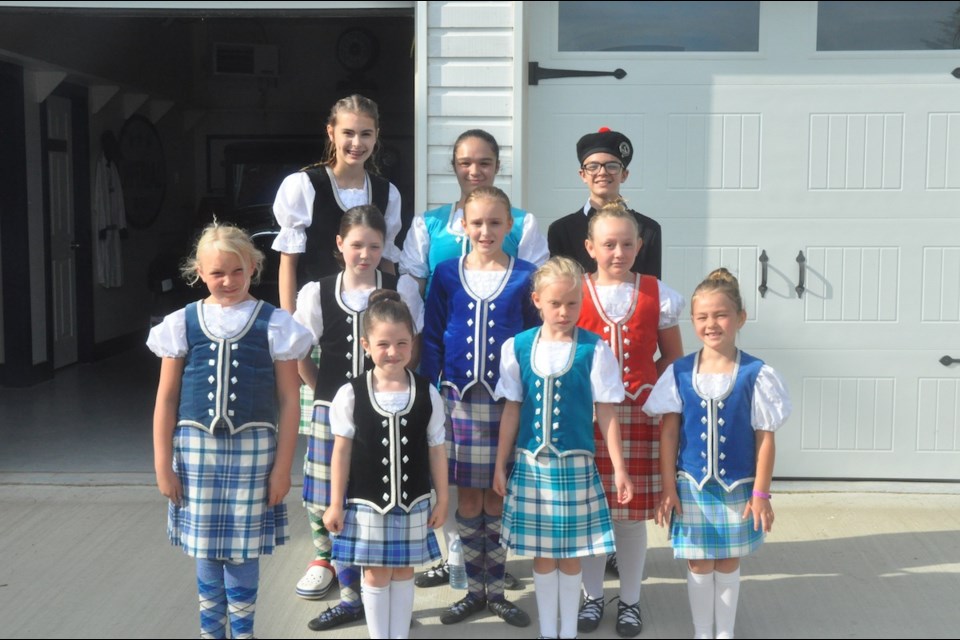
[{"x1": 423, "y1": 1, "x2": 521, "y2": 209}]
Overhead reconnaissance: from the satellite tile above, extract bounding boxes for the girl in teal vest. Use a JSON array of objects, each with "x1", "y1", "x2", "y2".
[{"x1": 493, "y1": 256, "x2": 634, "y2": 640}]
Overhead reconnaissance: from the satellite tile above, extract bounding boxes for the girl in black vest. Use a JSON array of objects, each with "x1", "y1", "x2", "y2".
[
  {"x1": 324, "y1": 290, "x2": 448, "y2": 639},
  {"x1": 293, "y1": 206, "x2": 422, "y2": 630}
]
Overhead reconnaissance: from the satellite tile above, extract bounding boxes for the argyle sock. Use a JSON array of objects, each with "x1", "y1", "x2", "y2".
[
  {"x1": 337, "y1": 562, "x2": 363, "y2": 611},
  {"x1": 224, "y1": 558, "x2": 259, "y2": 639},
  {"x1": 482, "y1": 511, "x2": 507, "y2": 603},
  {"x1": 457, "y1": 511, "x2": 486, "y2": 598},
  {"x1": 307, "y1": 507, "x2": 333, "y2": 560},
  {"x1": 196, "y1": 558, "x2": 227, "y2": 639}
]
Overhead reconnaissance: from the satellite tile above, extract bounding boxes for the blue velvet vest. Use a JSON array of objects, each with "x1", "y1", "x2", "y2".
[
  {"x1": 513, "y1": 327, "x2": 599, "y2": 457},
  {"x1": 178, "y1": 300, "x2": 277, "y2": 434},
  {"x1": 673, "y1": 350, "x2": 763, "y2": 491},
  {"x1": 420, "y1": 256, "x2": 540, "y2": 395}
]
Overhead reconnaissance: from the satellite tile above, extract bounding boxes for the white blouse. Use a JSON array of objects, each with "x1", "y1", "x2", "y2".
[
  {"x1": 642, "y1": 360, "x2": 792, "y2": 432},
  {"x1": 399, "y1": 205, "x2": 549, "y2": 279},
  {"x1": 494, "y1": 333, "x2": 626, "y2": 405},
  {"x1": 293, "y1": 274, "x2": 424, "y2": 342},
  {"x1": 146, "y1": 300, "x2": 314, "y2": 361},
  {"x1": 591, "y1": 280, "x2": 685, "y2": 328},
  {"x1": 462, "y1": 268, "x2": 508, "y2": 300},
  {"x1": 329, "y1": 382, "x2": 447, "y2": 446},
  {"x1": 270, "y1": 170, "x2": 402, "y2": 263}
]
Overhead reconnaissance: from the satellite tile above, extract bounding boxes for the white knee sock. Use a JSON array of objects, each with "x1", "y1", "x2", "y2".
[
  {"x1": 580, "y1": 554, "x2": 606, "y2": 600},
  {"x1": 558, "y1": 570, "x2": 582, "y2": 639},
  {"x1": 361, "y1": 582, "x2": 391, "y2": 639},
  {"x1": 714, "y1": 568, "x2": 741, "y2": 639},
  {"x1": 687, "y1": 570, "x2": 714, "y2": 639},
  {"x1": 533, "y1": 569, "x2": 559, "y2": 639},
  {"x1": 613, "y1": 520, "x2": 648, "y2": 605},
  {"x1": 389, "y1": 577, "x2": 415, "y2": 639}
]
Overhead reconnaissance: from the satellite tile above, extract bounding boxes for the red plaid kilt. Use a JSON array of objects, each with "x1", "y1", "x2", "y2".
[{"x1": 594, "y1": 398, "x2": 660, "y2": 521}]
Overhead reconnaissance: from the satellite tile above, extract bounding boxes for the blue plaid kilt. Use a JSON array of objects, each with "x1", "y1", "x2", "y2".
[
  {"x1": 302, "y1": 403, "x2": 333, "y2": 509},
  {"x1": 331, "y1": 500, "x2": 442, "y2": 567},
  {"x1": 298, "y1": 346, "x2": 321, "y2": 435},
  {"x1": 442, "y1": 385, "x2": 506, "y2": 488},
  {"x1": 169, "y1": 425, "x2": 288, "y2": 559},
  {"x1": 669, "y1": 477, "x2": 764, "y2": 559},
  {"x1": 501, "y1": 450, "x2": 616, "y2": 559}
]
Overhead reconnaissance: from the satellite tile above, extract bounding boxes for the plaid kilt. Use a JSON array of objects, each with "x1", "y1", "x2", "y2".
[
  {"x1": 595, "y1": 399, "x2": 660, "y2": 521},
  {"x1": 670, "y1": 477, "x2": 763, "y2": 559},
  {"x1": 501, "y1": 450, "x2": 616, "y2": 559},
  {"x1": 442, "y1": 385, "x2": 505, "y2": 488},
  {"x1": 298, "y1": 346, "x2": 321, "y2": 435},
  {"x1": 331, "y1": 500, "x2": 442, "y2": 567},
  {"x1": 302, "y1": 404, "x2": 333, "y2": 509},
  {"x1": 169, "y1": 425, "x2": 288, "y2": 559}
]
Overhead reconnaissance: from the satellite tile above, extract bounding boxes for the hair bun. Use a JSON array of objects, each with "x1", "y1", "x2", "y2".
[
  {"x1": 707, "y1": 267, "x2": 738, "y2": 285},
  {"x1": 368, "y1": 289, "x2": 402, "y2": 306}
]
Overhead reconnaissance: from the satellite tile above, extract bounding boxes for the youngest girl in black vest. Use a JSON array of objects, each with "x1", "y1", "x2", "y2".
[{"x1": 324, "y1": 290, "x2": 449, "y2": 639}]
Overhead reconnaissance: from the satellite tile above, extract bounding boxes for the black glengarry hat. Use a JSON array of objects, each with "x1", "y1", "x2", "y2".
[{"x1": 576, "y1": 127, "x2": 633, "y2": 168}]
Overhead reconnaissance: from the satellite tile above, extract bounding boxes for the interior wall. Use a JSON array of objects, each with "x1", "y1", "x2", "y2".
[{"x1": 0, "y1": 9, "x2": 414, "y2": 361}]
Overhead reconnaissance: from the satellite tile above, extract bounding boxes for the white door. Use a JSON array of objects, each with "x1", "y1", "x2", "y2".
[
  {"x1": 525, "y1": 1, "x2": 960, "y2": 480},
  {"x1": 46, "y1": 95, "x2": 78, "y2": 369}
]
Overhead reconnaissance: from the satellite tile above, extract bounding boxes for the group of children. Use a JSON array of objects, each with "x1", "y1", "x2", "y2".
[{"x1": 148, "y1": 93, "x2": 792, "y2": 639}]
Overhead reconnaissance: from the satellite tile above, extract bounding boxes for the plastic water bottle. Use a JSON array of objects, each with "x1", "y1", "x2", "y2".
[{"x1": 447, "y1": 539, "x2": 468, "y2": 590}]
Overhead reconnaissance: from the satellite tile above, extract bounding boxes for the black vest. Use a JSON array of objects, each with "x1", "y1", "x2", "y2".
[
  {"x1": 347, "y1": 371, "x2": 434, "y2": 513},
  {"x1": 313, "y1": 270, "x2": 399, "y2": 404},
  {"x1": 297, "y1": 166, "x2": 391, "y2": 287}
]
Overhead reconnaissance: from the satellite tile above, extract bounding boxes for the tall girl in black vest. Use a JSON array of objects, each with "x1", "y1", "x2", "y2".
[
  {"x1": 293, "y1": 206, "x2": 423, "y2": 631},
  {"x1": 271, "y1": 94, "x2": 402, "y2": 616},
  {"x1": 324, "y1": 290, "x2": 448, "y2": 639}
]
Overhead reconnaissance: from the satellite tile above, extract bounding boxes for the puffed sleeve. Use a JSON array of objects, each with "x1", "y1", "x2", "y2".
[
  {"x1": 271, "y1": 172, "x2": 315, "y2": 254},
  {"x1": 398, "y1": 215, "x2": 430, "y2": 278},
  {"x1": 493, "y1": 337, "x2": 524, "y2": 402},
  {"x1": 292, "y1": 281, "x2": 323, "y2": 342},
  {"x1": 146, "y1": 308, "x2": 188, "y2": 358},
  {"x1": 329, "y1": 383, "x2": 357, "y2": 439},
  {"x1": 658, "y1": 280, "x2": 686, "y2": 329},
  {"x1": 268, "y1": 308, "x2": 314, "y2": 361},
  {"x1": 398, "y1": 274, "x2": 425, "y2": 334},
  {"x1": 426, "y1": 385, "x2": 447, "y2": 446},
  {"x1": 382, "y1": 183, "x2": 403, "y2": 263},
  {"x1": 591, "y1": 340, "x2": 626, "y2": 403},
  {"x1": 752, "y1": 365, "x2": 792, "y2": 432},
  {"x1": 642, "y1": 364, "x2": 682, "y2": 416},
  {"x1": 518, "y1": 212, "x2": 550, "y2": 266}
]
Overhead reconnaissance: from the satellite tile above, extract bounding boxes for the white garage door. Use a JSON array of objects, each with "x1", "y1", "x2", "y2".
[{"x1": 525, "y1": 1, "x2": 960, "y2": 480}]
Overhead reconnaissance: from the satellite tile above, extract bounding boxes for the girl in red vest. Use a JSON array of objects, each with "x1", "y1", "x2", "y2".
[{"x1": 576, "y1": 200, "x2": 685, "y2": 637}]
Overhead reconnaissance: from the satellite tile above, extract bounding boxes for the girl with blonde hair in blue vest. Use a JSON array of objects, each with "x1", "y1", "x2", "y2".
[
  {"x1": 148, "y1": 222, "x2": 312, "y2": 638},
  {"x1": 324, "y1": 290, "x2": 448, "y2": 639},
  {"x1": 643, "y1": 268, "x2": 791, "y2": 639},
  {"x1": 421, "y1": 186, "x2": 541, "y2": 628},
  {"x1": 493, "y1": 255, "x2": 634, "y2": 640},
  {"x1": 293, "y1": 205, "x2": 423, "y2": 631}
]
